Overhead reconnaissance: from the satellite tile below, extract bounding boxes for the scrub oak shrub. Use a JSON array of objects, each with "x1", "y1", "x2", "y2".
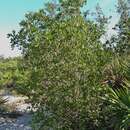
[{"x1": 8, "y1": 0, "x2": 112, "y2": 129}]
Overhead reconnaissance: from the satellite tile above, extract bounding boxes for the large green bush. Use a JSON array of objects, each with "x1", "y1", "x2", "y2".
[{"x1": 8, "y1": 0, "x2": 114, "y2": 130}]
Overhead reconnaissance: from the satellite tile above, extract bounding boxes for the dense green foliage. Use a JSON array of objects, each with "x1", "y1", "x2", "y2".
[
  {"x1": 0, "y1": 57, "x2": 18, "y2": 89},
  {"x1": 0, "y1": 57, "x2": 29, "y2": 95},
  {"x1": 8, "y1": 1, "x2": 112, "y2": 129}
]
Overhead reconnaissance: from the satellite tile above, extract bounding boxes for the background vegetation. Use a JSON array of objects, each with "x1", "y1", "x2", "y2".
[{"x1": 0, "y1": 0, "x2": 129, "y2": 130}]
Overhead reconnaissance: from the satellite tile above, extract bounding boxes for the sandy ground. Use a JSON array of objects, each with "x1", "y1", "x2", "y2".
[
  {"x1": 0, "y1": 95, "x2": 32, "y2": 130},
  {"x1": 0, "y1": 114, "x2": 32, "y2": 130}
]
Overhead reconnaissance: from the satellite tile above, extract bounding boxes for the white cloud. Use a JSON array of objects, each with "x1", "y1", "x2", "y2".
[
  {"x1": 100, "y1": 13, "x2": 119, "y2": 43},
  {"x1": 0, "y1": 29, "x2": 21, "y2": 58},
  {"x1": 107, "y1": 13, "x2": 119, "y2": 37},
  {"x1": 99, "y1": 0, "x2": 113, "y2": 9}
]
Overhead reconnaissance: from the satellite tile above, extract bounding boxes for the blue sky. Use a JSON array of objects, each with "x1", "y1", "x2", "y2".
[{"x1": 0, "y1": 0, "x2": 118, "y2": 57}]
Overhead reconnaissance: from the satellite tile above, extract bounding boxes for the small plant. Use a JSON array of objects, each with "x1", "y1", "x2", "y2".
[
  {"x1": 105, "y1": 80, "x2": 130, "y2": 130},
  {"x1": 0, "y1": 96, "x2": 8, "y2": 113},
  {"x1": 0, "y1": 96, "x2": 8, "y2": 105}
]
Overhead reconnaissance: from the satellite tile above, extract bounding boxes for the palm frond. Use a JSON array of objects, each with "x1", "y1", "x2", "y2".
[{"x1": 0, "y1": 96, "x2": 8, "y2": 106}]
